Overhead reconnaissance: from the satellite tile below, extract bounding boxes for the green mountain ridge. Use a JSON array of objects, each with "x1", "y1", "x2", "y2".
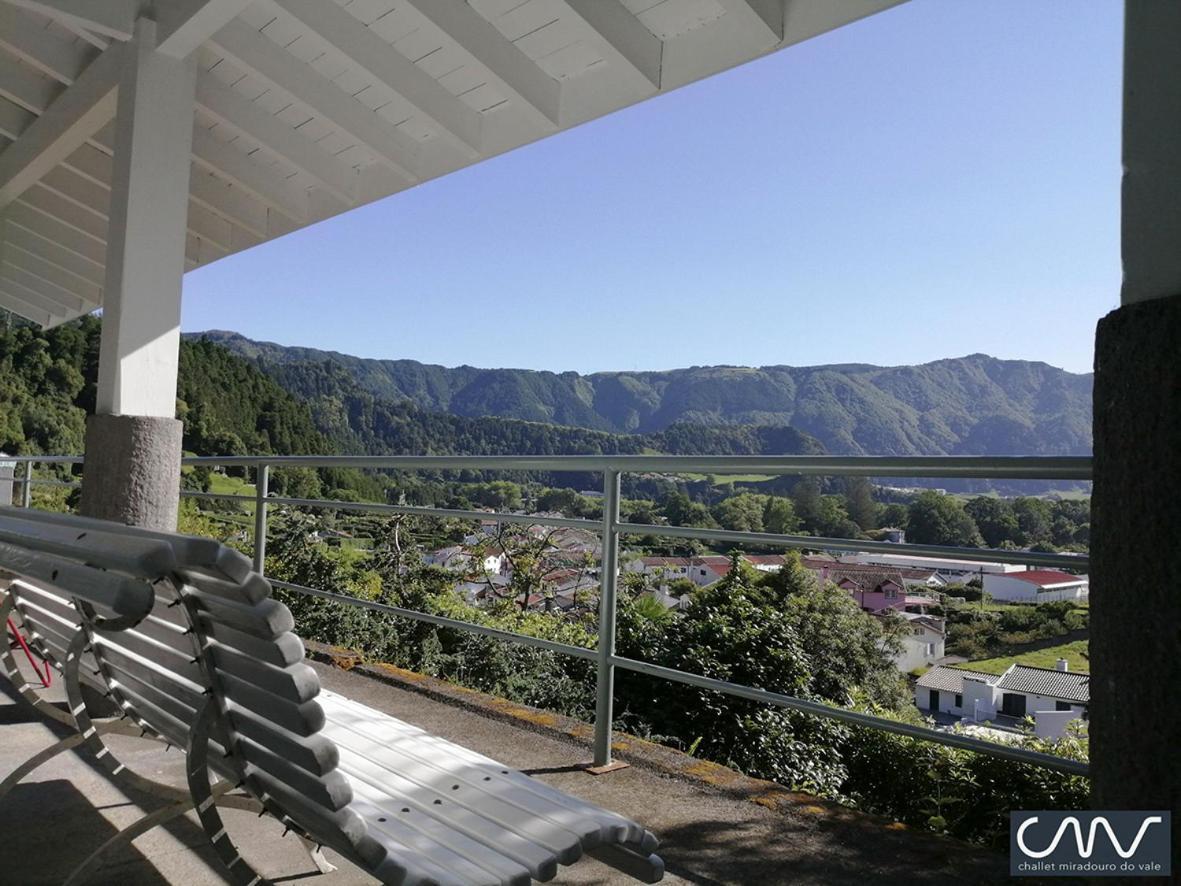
[{"x1": 193, "y1": 330, "x2": 1093, "y2": 458}]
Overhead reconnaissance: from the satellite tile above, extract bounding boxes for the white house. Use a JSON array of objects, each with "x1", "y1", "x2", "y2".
[
  {"x1": 841, "y1": 552, "x2": 1026, "y2": 581},
  {"x1": 915, "y1": 661, "x2": 1089, "y2": 729},
  {"x1": 883, "y1": 613, "x2": 946, "y2": 672},
  {"x1": 983, "y1": 570, "x2": 1089, "y2": 603}
]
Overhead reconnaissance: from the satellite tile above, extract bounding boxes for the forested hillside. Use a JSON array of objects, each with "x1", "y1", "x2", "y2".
[
  {"x1": 197, "y1": 330, "x2": 1093, "y2": 457},
  {"x1": 0, "y1": 318, "x2": 821, "y2": 461}
]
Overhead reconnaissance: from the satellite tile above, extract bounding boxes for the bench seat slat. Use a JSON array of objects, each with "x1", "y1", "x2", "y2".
[
  {"x1": 321, "y1": 691, "x2": 643, "y2": 845},
  {"x1": 0, "y1": 541, "x2": 154, "y2": 620},
  {"x1": 349, "y1": 782, "x2": 532, "y2": 886},
  {"x1": 333, "y1": 747, "x2": 571, "y2": 877},
  {"x1": 208, "y1": 644, "x2": 319, "y2": 704},
  {"x1": 0, "y1": 515, "x2": 176, "y2": 578},
  {"x1": 185, "y1": 590, "x2": 294, "y2": 638},
  {"x1": 227, "y1": 706, "x2": 340, "y2": 776},
  {"x1": 220, "y1": 671, "x2": 326, "y2": 736},
  {"x1": 206, "y1": 622, "x2": 305, "y2": 668},
  {"x1": 235, "y1": 734, "x2": 353, "y2": 812},
  {"x1": 327, "y1": 716, "x2": 602, "y2": 847}
]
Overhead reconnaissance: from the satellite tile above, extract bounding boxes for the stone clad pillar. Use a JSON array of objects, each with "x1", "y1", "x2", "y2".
[
  {"x1": 79, "y1": 19, "x2": 196, "y2": 530},
  {"x1": 1090, "y1": 1, "x2": 1181, "y2": 871}
]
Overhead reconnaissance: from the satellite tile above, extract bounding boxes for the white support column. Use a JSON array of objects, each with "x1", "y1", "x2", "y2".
[
  {"x1": 95, "y1": 17, "x2": 196, "y2": 416},
  {"x1": 1121, "y1": 0, "x2": 1181, "y2": 305},
  {"x1": 82, "y1": 17, "x2": 196, "y2": 530}
]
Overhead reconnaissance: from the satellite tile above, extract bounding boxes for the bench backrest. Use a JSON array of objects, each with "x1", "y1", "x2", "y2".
[{"x1": 0, "y1": 507, "x2": 379, "y2": 868}]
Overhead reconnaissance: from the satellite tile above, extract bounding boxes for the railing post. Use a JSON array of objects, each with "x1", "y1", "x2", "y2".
[
  {"x1": 21, "y1": 460, "x2": 33, "y2": 508},
  {"x1": 253, "y1": 463, "x2": 269, "y2": 574},
  {"x1": 592, "y1": 468, "x2": 621, "y2": 768}
]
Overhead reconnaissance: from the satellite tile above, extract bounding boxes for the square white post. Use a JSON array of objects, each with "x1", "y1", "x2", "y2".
[{"x1": 81, "y1": 18, "x2": 197, "y2": 529}]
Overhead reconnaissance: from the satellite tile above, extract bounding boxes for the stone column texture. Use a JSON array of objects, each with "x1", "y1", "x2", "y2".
[
  {"x1": 79, "y1": 415, "x2": 183, "y2": 530},
  {"x1": 1090, "y1": 292, "x2": 1181, "y2": 874}
]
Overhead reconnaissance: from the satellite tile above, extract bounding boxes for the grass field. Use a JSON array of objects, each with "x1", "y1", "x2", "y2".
[{"x1": 953, "y1": 638, "x2": 1090, "y2": 675}]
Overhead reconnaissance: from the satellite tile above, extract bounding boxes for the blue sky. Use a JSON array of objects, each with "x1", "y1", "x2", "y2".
[{"x1": 181, "y1": 0, "x2": 1123, "y2": 376}]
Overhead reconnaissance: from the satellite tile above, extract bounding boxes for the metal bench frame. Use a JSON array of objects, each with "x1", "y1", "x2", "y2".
[{"x1": 0, "y1": 507, "x2": 663, "y2": 885}]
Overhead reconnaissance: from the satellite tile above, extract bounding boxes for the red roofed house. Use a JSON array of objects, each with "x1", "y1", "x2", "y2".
[{"x1": 983, "y1": 570, "x2": 1089, "y2": 603}]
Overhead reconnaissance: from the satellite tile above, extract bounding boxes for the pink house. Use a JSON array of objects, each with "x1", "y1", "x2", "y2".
[{"x1": 821, "y1": 566, "x2": 917, "y2": 613}]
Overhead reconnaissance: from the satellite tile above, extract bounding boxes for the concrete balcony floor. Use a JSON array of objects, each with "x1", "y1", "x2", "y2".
[{"x1": 0, "y1": 656, "x2": 1006, "y2": 885}]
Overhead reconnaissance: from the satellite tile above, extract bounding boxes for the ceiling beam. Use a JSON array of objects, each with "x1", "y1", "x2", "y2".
[
  {"x1": 0, "y1": 287, "x2": 55, "y2": 326},
  {"x1": 400, "y1": 0, "x2": 560, "y2": 132},
  {"x1": 194, "y1": 73, "x2": 357, "y2": 203},
  {"x1": 189, "y1": 123, "x2": 306, "y2": 224},
  {"x1": 0, "y1": 0, "x2": 137, "y2": 40},
  {"x1": 0, "y1": 4, "x2": 98, "y2": 83},
  {"x1": 3, "y1": 220, "x2": 104, "y2": 286},
  {"x1": 269, "y1": 0, "x2": 481, "y2": 158},
  {"x1": 0, "y1": 53, "x2": 60, "y2": 114},
  {"x1": 562, "y1": 0, "x2": 662, "y2": 89},
  {"x1": 0, "y1": 40, "x2": 125, "y2": 211},
  {"x1": 210, "y1": 19, "x2": 422, "y2": 184},
  {"x1": 5, "y1": 241, "x2": 102, "y2": 302},
  {"x1": 156, "y1": 0, "x2": 252, "y2": 59},
  {"x1": 731, "y1": 0, "x2": 784, "y2": 43},
  {"x1": 0, "y1": 98, "x2": 35, "y2": 141},
  {"x1": 8, "y1": 198, "x2": 107, "y2": 264},
  {"x1": 0, "y1": 261, "x2": 87, "y2": 312}
]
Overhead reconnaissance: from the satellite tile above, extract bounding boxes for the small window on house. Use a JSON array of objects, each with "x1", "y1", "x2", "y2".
[
  {"x1": 885, "y1": 585, "x2": 898, "y2": 599},
  {"x1": 913, "y1": 626, "x2": 924, "y2": 635},
  {"x1": 1055, "y1": 701, "x2": 1072, "y2": 712},
  {"x1": 955, "y1": 693, "x2": 963, "y2": 708}
]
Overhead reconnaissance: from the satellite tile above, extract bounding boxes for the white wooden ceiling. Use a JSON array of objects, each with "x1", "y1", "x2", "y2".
[{"x1": 0, "y1": 0, "x2": 904, "y2": 327}]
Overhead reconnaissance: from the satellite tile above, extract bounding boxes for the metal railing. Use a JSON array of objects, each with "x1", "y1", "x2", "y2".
[{"x1": 5, "y1": 453, "x2": 1092, "y2": 775}]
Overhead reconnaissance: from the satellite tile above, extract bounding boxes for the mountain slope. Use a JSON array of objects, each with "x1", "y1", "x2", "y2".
[{"x1": 195, "y1": 331, "x2": 1093, "y2": 457}]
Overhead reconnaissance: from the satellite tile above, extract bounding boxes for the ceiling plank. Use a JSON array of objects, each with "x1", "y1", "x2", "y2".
[
  {"x1": 194, "y1": 74, "x2": 357, "y2": 203},
  {"x1": 5, "y1": 241, "x2": 102, "y2": 302},
  {"x1": 0, "y1": 0, "x2": 137, "y2": 40},
  {"x1": 561, "y1": 0, "x2": 662, "y2": 89},
  {"x1": 0, "y1": 287, "x2": 55, "y2": 326},
  {"x1": 0, "y1": 98, "x2": 36, "y2": 141},
  {"x1": 210, "y1": 19, "x2": 422, "y2": 184},
  {"x1": 401, "y1": 0, "x2": 560, "y2": 131},
  {"x1": 0, "y1": 4, "x2": 98, "y2": 83},
  {"x1": 189, "y1": 123, "x2": 306, "y2": 224},
  {"x1": 0, "y1": 40, "x2": 125, "y2": 211},
  {"x1": 8, "y1": 198, "x2": 107, "y2": 264},
  {"x1": 0, "y1": 53, "x2": 61, "y2": 114},
  {"x1": 269, "y1": 0, "x2": 481, "y2": 157},
  {"x1": 0, "y1": 261, "x2": 86, "y2": 311},
  {"x1": 4, "y1": 220, "x2": 104, "y2": 285}
]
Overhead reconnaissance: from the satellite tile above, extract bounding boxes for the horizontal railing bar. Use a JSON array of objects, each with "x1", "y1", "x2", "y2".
[
  {"x1": 179, "y1": 491, "x2": 256, "y2": 503},
  {"x1": 262, "y1": 495, "x2": 601, "y2": 530},
  {"x1": 274, "y1": 578, "x2": 1087, "y2": 775},
  {"x1": 271, "y1": 579, "x2": 598, "y2": 662},
  {"x1": 616, "y1": 522, "x2": 1090, "y2": 570},
  {"x1": 608, "y1": 654, "x2": 1089, "y2": 776},
  {"x1": 176, "y1": 454, "x2": 1092, "y2": 480},
  {"x1": 0, "y1": 455, "x2": 82, "y2": 464}
]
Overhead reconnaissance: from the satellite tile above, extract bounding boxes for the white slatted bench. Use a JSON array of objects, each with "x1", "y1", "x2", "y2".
[{"x1": 0, "y1": 506, "x2": 663, "y2": 886}]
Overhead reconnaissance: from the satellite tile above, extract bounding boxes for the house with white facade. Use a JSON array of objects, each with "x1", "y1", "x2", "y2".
[
  {"x1": 882, "y1": 613, "x2": 946, "y2": 672},
  {"x1": 983, "y1": 570, "x2": 1089, "y2": 603},
  {"x1": 915, "y1": 661, "x2": 1089, "y2": 730},
  {"x1": 840, "y1": 552, "x2": 1026, "y2": 582}
]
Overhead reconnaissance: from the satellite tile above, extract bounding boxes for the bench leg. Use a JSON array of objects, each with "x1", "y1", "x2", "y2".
[
  {"x1": 299, "y1": 837, "x2": 339, "y2": 874},
  {"x1": 0, "y1": 591, "x2": 72, "y2": 727},
  {"x1": 187, "y1": 698, "x2": 273, "y2": 886},
  {"x1": 587, "y1": 844, "x2": 666, "y2": 884}
]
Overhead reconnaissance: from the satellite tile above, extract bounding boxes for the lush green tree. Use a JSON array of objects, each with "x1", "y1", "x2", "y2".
[
  {"x1": 965, "y1": 497, "x2": 1020, "y2": 548},
  {"x1": 713, "y1": 492, "x2": 767, "y2": 533},
  {"x1": 843, "y1": 476, "x2": 878, "y2": 531},
  {"x1": 1013, "y1": 497, "x2": 1054, "y2": 546},
  {"x1": 762, "y1": 496, "x2": 800, "y2": 535},
  {"x1": 906, "y1": 492, "x2": 984, "y2": 547}
]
